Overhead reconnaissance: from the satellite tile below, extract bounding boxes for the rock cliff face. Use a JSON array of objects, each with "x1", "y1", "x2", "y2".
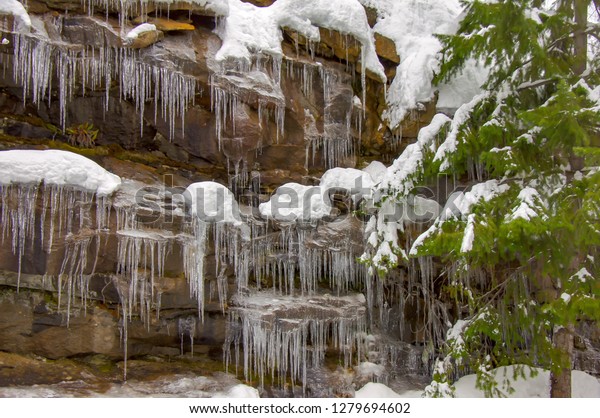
[
  {"x1": 2, "y1": 0, "x2": 597, "y2": 396},
  {"x1": 0, "y1": 1, "x2": 439, "y2": 393},
  {"x1": 0, "y1": 0, "x2": 425, "y2": 192}
]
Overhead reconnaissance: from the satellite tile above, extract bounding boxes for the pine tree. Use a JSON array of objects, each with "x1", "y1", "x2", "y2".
[{"x1": 364, "y1": 0, "x2": 600, "y2": 397}]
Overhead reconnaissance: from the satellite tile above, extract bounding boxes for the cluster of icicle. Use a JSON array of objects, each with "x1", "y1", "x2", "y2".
[
  {"x1": 3, "y1": 8, "x2": 368, "y2": 200},
  {"x1": 224, "y1": 292, "x2": 368, "y2": 394},
  {"x1": 211, "y1": 57, "x2": 366, "y2": 199},
  {"x1": 0, "y1": 183, "x2": 111, "y2": 322},
  {"x1": 246, "y1": 223, "x2": 367, "y2": 296},
  {"x1": 4, "y1": 33, "x2": 196, "y2": 138},
  {"x1": 0, "y1": 170, "x2": 417, "y2": 386},
  {"x1": 306, "y1": 65, "x2": 363, "y2": 169}
]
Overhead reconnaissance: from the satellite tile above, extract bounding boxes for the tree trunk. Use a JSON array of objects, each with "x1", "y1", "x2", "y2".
[
  {"x1": 550, "y1": 325, "x2": 574, "y2": 398},
  {"x1": 573, "y1": 0, "x2": 589, "y2": 75}
]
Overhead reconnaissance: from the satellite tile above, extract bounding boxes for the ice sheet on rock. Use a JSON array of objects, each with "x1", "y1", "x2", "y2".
[
  {"x1": 0, "y1": 150, "x2": 121, "y2": 196},
  {"x1": 305, "y1": 67, "x2": 363, "y2": 169},
  {"x1": 115, "y1": 228, "x2": 173, "y2": 322},
  {"x1": 184, "y1": 182, "x2": 249, "y2": 318},
  {"x1": 84, "y1": 1, "x2": 229, "y2": 26},
  {"x1": 225, "y1": 290, "x2": 367, "y2": 392},
  {"x1": 0, "y1": 374, "x2": 258, "y2": 398},
  {"x1": 247, "y1": 218, "x2": 368, "y2": 296},
  {"x1": 355, "y1": 361, "x2": 386, "y2": 383},
  {"x1": 0, "y1": 166, "x2": 114, "y2": 293}
]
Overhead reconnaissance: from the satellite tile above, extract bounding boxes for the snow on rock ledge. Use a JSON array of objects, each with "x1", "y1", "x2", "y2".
[
  {"x1": 125, "y1": 23, "x2": 157, "y2": 41},
  {"x1": 185, "y1": 181, "x2": 243, "y2": 226},
  {"x1": 0, "y1": 150, "x2": 121, "y2": 196},
  {"x1": 259, "y1": 182, "x2": 331, "y2": 222},
  {"x1": 0, "y1": 0, "x2": 32, "y2": 33},
  {"x1": 216, "y1": 0, "x2": 386, "y2": 81}
]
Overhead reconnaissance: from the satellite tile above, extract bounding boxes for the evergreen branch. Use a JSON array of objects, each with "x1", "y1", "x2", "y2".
[{"x1": 517, "y1": 78, "x2": 556, "y2": 91}]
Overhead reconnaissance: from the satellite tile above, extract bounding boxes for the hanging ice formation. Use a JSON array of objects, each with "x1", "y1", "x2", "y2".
[
  {"x1": 0, "y1": 150, "x2": 118, "y2": 319},
  {"x1": 4, "y1": 33, "x2": 196, "y2": 138},
  {"x1": 302, "y1": 66, "x2": 364, "y2": 169},
  {"x1": 179, "y1": 315, "x2": 197, "y2": 356},
  {"x1": 245, "y1": 222, "x2": 368, "y2": 297},
  {"x1": 208, "y1": 53, "x2": 286, "y2": 194},
  {"x1": 183, "y1": 181, "x2": 250, "y2": 321},
  {"x1": 224, "y1": 291, "x2": 367, "y2": 392},
  {"x1": 210, "y1": 52, "x2": 285, "y2": 146}
]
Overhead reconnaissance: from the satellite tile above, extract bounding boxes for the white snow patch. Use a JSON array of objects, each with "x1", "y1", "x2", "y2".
[
  {"x1": 411, "y1": 180, "x2": 508, "y2": 255},
  {"x1": 320, "y1": 167, "x2": 375, "y2": 200},
  {"x1": 0, "y1": 150, "x2": 121, "y2": 196},
  {"x1": 0, "y1": 0, "x2": 32, "y2": 33},
  {"x1": 125, "y1": 23, "x2": 157, "y2": 40},
  {"x1": 434, "y1": 93, "x2": 489, "y2": 171},
  {"x1": 216, "y1": 0, "x2": 385, "y2": 81},
  {"x1": 442, "y1": 180, "x2": 509, "y2": 220},
  {"x1": 452, "y1": 366, "x2": 600, "y2": 398},
  {"x1": 355, "y1": 382, "x2": 402, "y2": 398},
  {"x1": 437, "y1": 60, "x2": 488, "y2": 111},
  {"x1": 362, "y1": 161, "x2": 387, "y2": 184},
  {"x1": 460, "y1": 214, "x2": 475, "y2": 253},
  {"x1": 185, "y1": 181, "x2": 243, "y2": 226},
  {"x1": 259, "y1": 182, "x2": 330, "y2": 222},
  {"x1": 379, "y1": 113, "x2": 451, "y2": 195},
  {"x1": 570, "y1": 268, "x2": 593, "y2": 283},
  {"x1": 215, "y1": 384, "x2": 260, "y2": 398},
  {"x1": 369, "y1": 0, "x2": 464, "y2": 128},
  {"x1": 355, "y1": 361, "x2": 386, "y2": 379},
  {"x1": 509, "y1": 186, "x2": 542, "y2": 221}
]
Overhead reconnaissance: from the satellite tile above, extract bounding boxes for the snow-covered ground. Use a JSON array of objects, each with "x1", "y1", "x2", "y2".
[
  {"x1": 355, "y1": 366, "x2": 600, "y2": 398},
  {"x1": 0, "y1": 376, "x2": 258, "y2": 398}
]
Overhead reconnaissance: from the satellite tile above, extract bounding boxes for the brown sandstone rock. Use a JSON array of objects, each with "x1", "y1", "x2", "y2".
[
  {"x1": 132, "y1": 16, "x2": 195, "y2": 32},
  {"x1": 374, "y1": 32, "x2": 400, "y2": 64},
  {"x1": 126, "y1": 29, "x2": 164, "y2": 49},
  {"x1": 241, "y1": 0, "x2": 277, "y2": 6}
]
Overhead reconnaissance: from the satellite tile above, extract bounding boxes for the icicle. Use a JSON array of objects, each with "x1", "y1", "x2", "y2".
[
  {"x1": 10, "y1": 34, "x2": 195, "y2": 137},
  {"x1": 115, "y1": 229, "x2": 171, "y2": 326},
  {"x1": 178, "y1": 316, "x2": 197, "y2": 357},
  {"x1": 224, "y1": 291, "x2": 367, "y2": 392},
  {"x1": 182, "y1": 219, "x2": 208, "y2": 322}
]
